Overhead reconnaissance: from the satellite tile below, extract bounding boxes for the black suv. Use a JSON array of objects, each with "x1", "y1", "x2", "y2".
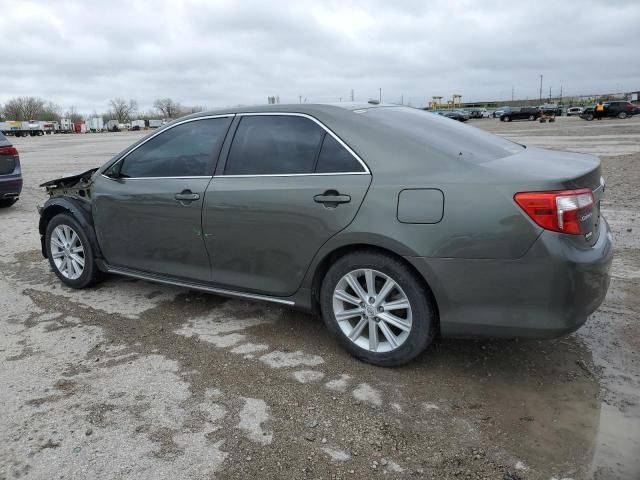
[
  {"x1": 500, "y1": 107, "x2": 540, "y2": 122},
  {"x1": 0, "y1": 132, "x2": 22, "y2": 207},
  {"x1": 581, "y1": 101, "x2": 635, "y2": 120}
]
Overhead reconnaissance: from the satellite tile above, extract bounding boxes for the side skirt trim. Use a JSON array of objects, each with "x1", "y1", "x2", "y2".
[{"x1": 105, "y1": 265, "x2": 295, "y2": 306}]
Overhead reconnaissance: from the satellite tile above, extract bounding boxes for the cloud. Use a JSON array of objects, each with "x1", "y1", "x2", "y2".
[{"x1": 1, "y1": 0, "x2": 638, "y2": 114}]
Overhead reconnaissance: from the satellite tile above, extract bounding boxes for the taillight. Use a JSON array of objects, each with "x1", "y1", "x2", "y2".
[
  {"x1": 0, "y1": 146, "x2": 18, "y2": 156},
  {"x1": 514, "y1": 189, "x2": 594, "y2": 235}
]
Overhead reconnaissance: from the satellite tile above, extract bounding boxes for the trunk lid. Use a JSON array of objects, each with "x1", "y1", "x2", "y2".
[{"x1": 480, "y1": 147, "x2": 603, "y2": 246}]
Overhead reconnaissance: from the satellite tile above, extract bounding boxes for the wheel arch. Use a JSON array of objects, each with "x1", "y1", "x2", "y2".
[
  {"x1": 39, "y1": 197, "x2": 102, "y2": 260},
  {"x1": 307, "y1": 242, "x2": 440, "y2": 327}
]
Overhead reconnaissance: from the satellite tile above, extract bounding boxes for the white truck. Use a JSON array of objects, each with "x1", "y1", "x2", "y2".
[
  {"x1": 0, "y1": 120, "x2": 52, "y2": 136},
  {"x1": 59, "y1": 118, "x2": 74, "y2": 133},
  {"x1": 85, "y1": 116, "x2": 104, "y2": 132}
]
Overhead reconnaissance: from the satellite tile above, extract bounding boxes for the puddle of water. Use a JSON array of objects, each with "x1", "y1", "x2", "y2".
[{"x1": 588, "y1": 403, "x2": 640, "y2": 478}]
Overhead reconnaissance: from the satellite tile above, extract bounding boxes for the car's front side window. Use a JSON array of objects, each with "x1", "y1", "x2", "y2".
[
  {"x1": 224, "y1": 115, "x2": 324, "y2": 175},
  {"x1": 117, "y1": 117, "x2": 232, "y2": 178}
]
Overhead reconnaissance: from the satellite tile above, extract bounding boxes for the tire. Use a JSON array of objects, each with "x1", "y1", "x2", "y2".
[
  {"x1": 504, "y1": 116, "x2": 511, "y2": 122},
  {"x1": 0, "y1": 198, "x2": 18, "y2": 208},
  {"x1": 320, "y1": 250, "x2": 437, "y2": 367},
  {"x1": 586, "y1": 114, "x2": 594, "y2": 121},
  {"x1": 45, "y1": 213, "x2": 101, "y2": 289},
  {"x1": 618, "y1": 112, "x2": 627, "y2": 119},
  {"x1": 528, "y1": 115, "x2": 535, "y2": 121}
]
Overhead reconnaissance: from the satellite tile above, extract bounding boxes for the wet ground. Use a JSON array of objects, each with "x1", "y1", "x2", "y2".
[{"x1": 0, "y1": 116, "x2": 638, "y2": 479}]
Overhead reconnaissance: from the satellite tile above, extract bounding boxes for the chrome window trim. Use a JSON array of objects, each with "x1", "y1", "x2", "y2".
[
  {"x1": 101, "y1": 174, "x2": 212, "y2": 181},
  {"x1": 221, "y1": 111, "x2": 371, "y2": 177},
  {"x1": 105, "y1": 114, "x2": 235, "y2": 179}
]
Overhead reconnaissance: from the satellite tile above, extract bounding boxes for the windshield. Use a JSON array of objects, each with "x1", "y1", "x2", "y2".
[{"x1": 361, "y1": 106, "x2": 524, "y2": 163}]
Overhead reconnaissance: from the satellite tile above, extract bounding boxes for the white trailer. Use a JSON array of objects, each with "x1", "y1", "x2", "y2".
[
  {"x1": 86, "y1": 116, "x2": 104, "y2": 132},
  {"x1": 131, "y1": 119, "x2": 145, "y2": 130},
  {"x1": 148, "y1": 119, "x2": 162, "y2": 128}
]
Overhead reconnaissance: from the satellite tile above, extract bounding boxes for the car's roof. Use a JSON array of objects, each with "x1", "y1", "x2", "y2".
[{"x1": 185, "y1": 102, "x2": 395, "y2": 119}]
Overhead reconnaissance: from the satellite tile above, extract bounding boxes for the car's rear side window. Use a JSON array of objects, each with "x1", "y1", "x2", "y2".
[
  {"x1": 118, "y1": 117, "x2": 231, "y2": 178},
  {"x1": 315, "y1": 134, "x2": 364, "y2": 173},
  {"x1": 225, "y1": 116, "x2": 324, "y2": 175},
  {"x1": 363, "y1": 106, "x2": 524, "y2": 163}
]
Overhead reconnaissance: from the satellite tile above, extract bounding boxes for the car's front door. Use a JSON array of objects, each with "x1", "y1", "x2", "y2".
[
  {"x1": 203, "y1": 114, "x2": 371, "y2": 297},
  {"x1": 92, "y1": 116, "x2": 233, "y2": 281}
]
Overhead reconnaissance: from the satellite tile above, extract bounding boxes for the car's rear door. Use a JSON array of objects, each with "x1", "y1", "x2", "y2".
[
  {"x1": 203, "y1": 113, "x2": 371, "y2": 296},
  {"x1": 92, "y1": 116, "x2": 233, "y2": 281}
]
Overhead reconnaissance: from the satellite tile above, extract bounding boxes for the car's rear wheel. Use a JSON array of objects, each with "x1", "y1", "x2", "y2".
[
  {"x1": 585, "y1": 113, "x2": 594, "y2": 121},
  {"x1": 320, "y1": 251, "x2": 437, "y2": 367},
  {"x1": 618, "y1": 111, "x2": 627, "y2": 119},
  {"x1": 0, "y1": 198, "x2": 18, "y2": 208},
  {"x1": 45, "y1": 213, "x2": 101, "y2": 289},
  {"x1": 528, "y1": 115, "x2": 535, "y2": 121}
]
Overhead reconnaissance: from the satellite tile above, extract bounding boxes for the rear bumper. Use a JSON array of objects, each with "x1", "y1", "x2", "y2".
[
  {"x1": 0, "y1": 175, "x2": 22, "y2": 199},
  {"x1": 406, "y1": 217, "x2": 613, "y2": 338}
]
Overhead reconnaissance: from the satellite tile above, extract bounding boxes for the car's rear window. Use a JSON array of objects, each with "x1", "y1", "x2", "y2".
[{"x1": 361, "y1": 106, "x2": 524, "y2": 163}]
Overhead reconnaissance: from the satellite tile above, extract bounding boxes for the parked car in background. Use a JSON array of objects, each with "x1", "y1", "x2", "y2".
[
  {"x1": 539, "y1": 104, "x2": 562, "y2": 116},
  {"x1": 436, "y1": 110, "x2": 469, "y2": 122},
  {"x1": 566, "y1": 107, "x2": 584, "y2": 116},
  {"x1": 581, "y1": 101, "x2": 635, "y2": 120},
  {"x1": 469, "y1": 108, "x2": 490, "y2": 119},
  {"x1": 500, "y1": 107, "x2": 540, "y2": 122},
  {"x1": 493, "y1": 106, "x2": 511, "y2": 118},
  {"x1": 37, "y1": 104, "x2": 612, "y2": 366},
  {"x1": 0, "y1": 132, "x2": 22, "y2": 208}
]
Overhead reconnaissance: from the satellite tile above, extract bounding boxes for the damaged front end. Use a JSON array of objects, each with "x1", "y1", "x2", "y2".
[
  {"x1": 38, "y1": 167, "x2": 98, "y2": 202},
  {"x1": 37, "y1": 168, "x2": 102, "y2": 260}
]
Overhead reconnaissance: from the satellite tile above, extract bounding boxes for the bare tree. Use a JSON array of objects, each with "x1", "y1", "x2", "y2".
[
  {"x1": 108, "y1": 98, "x2": 137, "y2": 123},
  {"x1": 40, "y1": 101, "x2": 61, "y2": 121},
  {"x1": 183, "y1": 105, "x2": 206, "y2": 114},
  {"x1": 2, "y1": 96, "x2": 47, "y2": 120},
  {"x1": 65, "y1": 105, "x2": 84, "y2": 123},
  {"x1": 153, "y1": 98, "x2": 182, "y2": 118}
]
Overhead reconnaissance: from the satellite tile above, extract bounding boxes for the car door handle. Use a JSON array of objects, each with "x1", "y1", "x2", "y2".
[
  {"x1": 314, "y1": 191, "x2": 351, "y2": 205},
  {"x1": 175, "y1": 190, "x2": 200, "y2": 203}
]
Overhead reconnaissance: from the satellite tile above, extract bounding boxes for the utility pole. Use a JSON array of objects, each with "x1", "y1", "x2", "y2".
[
  {"x1": 379, "y1": 88, "x2": 382, "y2": 103},
  {"x1": 549, "y1": 86, "x2": 552, "y2": 102},
  {"x1": 539, "y1": 74, "x2": 543, "y2": 102},
  {"x1": 560, "y1": 85, "x2": 563, "y2": 103},
  {"x1": 401, "y1": 94, "x2": 404, "y2": 105},
  {"x1": 511, "y1": 86, "x2": 514, "y2": 101},
  {"x1": 298, "y1": 95, "x2": 302, "y2": 104},
  {"x1": 350, "y1": 89, "x2": 354, "y2": 101}
]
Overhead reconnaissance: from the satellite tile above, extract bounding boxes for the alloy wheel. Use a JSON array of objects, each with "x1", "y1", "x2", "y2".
[
  {"x1": 50, "y1": 224, "x2": 85, "y2": 280},
  {"x1": 332, "y1": 269, "x2": 412, "y2": 353}
]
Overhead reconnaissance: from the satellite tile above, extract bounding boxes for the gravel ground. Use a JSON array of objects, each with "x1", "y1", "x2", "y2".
[{"x1": 0, "y1": 116, "x2": 638, "y2": 480}]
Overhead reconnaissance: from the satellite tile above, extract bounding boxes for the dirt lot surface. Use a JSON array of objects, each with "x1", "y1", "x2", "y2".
[{"x1": 1, "y1": 116, "x2": 638, "y2": 479}]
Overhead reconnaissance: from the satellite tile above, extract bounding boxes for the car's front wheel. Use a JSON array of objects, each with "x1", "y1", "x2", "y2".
[
  {"x1": 320, "y1": 251, "x2": 437, "y2": 367},
  {"x1": 45, "y1": 213, "x2": 101, "y2": 289}
]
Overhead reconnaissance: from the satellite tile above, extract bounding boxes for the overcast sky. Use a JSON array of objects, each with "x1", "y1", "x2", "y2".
[{"x1": 2, "y1": 0, "x2": 639, "y2": 114}]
